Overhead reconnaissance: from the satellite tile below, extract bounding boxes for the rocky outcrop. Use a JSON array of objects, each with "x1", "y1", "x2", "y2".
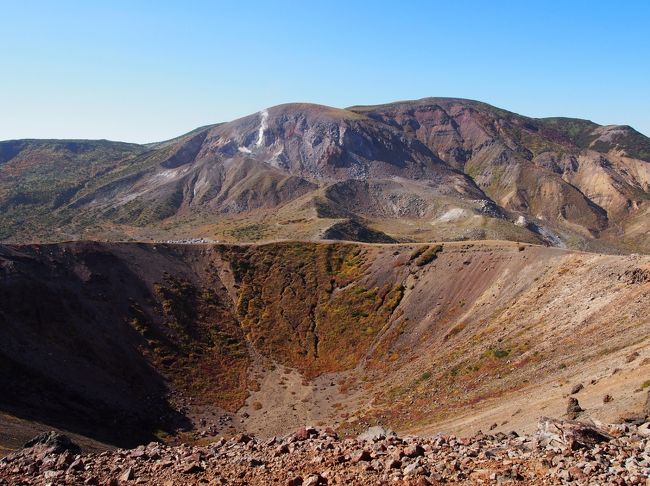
[
  {"x1": 536, "y1": 417, "x2": 612, "y2": 450},
  {"x1": 23, "y1": 432, "x2": 81, "y2": 456}
]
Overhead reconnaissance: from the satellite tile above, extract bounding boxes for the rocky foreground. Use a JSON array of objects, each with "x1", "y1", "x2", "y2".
[{"x1": 1, "y1": 418, "x2": 649, "y2": 485}]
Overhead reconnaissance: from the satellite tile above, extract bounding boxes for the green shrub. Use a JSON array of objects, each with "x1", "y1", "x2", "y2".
[{"x1": 409, "y1": 246, "x2": 428, "y2": 261}]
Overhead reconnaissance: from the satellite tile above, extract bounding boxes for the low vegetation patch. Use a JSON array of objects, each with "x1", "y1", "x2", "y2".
[
  {"x1": 415, "y1": 244, "x2": 443, "y2": 266},
  {"x1": 409, "y1": 246, "x2": 428, "y2": 261},
  {"x1": 147, "y1": 273, "x2": 249, "y2": 411},
  {"x1": 491, "y1": 348, "x2": 510, "y2": 359},
  {"x1": 228, "y1": 242, "x2": 404, "y2": 377}
]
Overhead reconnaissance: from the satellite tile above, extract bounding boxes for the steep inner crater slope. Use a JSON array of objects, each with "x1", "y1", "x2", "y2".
[{"x1": 0, "y1": 241, "x2": 648, "y2": 453}]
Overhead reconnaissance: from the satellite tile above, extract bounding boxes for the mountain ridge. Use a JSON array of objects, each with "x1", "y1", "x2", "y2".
[{"x1": 1, "y1": 97, "x2": 648, "y2": 253}]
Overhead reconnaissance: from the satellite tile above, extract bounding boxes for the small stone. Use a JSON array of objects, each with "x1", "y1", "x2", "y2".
[
  {"x1": 234, "y1": 433, "x2": 252, "y2": 444},
  {"x1": 386, "y1": 458, "x2": 401, "y2": 469},
  {"x1": 403, "y1": 461, "x2": 420, "y2": 475},
  {"x1": 351, "y1": 449, "x2": 371, "y2": 462},
  {"x1": 303, "y1": 474, "x2": 323, "y2": 486},
  {"x1": 403, "y1": 444, "x2": 424, "y2": 458},
  {"x1": 119, "y1": 467, "x2": 134, "y2": 482},
  {"x1": 570, "y1": 383, "x2": 584, "y2": 394},
  {"x1": 67, "y1": 458, "x2": 85, "y2": 471},
  {"x1": 181, "y1": 462, "x2": 204, "y2": 474},
  {"x1": 293, "y1": 427, "x2": 310, "y2": 441},
  {"x1": 567, "y1": 397, "x2": 583, "y2": 419},
  {"x1": 274, "y1": 444, "x2": 289, "y2": 456}
]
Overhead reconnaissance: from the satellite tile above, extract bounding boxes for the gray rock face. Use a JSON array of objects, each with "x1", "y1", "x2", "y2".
[
  {"x1": 357, "y1": 426, "x2": 395, "y2": 442},
  {"x1": 536, "y1": 416, "x2": 612, "y2": 450},
  {"x1": 22, "y1": 431, "x2": 81, "y2": 456}
]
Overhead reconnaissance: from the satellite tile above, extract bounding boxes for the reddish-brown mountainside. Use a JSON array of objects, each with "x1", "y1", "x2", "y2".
[{"x1": 1, "y1": 98, "x2": 648, "y2": 252}]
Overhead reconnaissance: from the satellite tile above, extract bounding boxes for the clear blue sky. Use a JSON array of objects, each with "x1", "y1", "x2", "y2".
[{"x1": 2, "y1": 0, "x2": 649, "y2": 143}]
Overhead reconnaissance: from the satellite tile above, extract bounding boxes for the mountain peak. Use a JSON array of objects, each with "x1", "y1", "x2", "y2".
[{"x1": 1, "y1": 98, "x2": 649, "y2": 253}]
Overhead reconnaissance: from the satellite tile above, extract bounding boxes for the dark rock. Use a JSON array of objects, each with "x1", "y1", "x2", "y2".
[
  {"x1": 23, "y1": 431, "x2": 81, "y2": 456},
  {"x1": 566, "y1": 398, "x2": 583, "y2": 419},
  {"x1": 570, "y1": 383, "x2": 584, "y2": 394},
  {"x1": 181, "y1": 462, "x2": 204, "y2": 474}
]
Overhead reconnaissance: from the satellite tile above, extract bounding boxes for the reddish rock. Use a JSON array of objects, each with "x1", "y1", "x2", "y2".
[
  {"x1": 404, "y1": 444, "x2": 425, "y2": 458},
  {"x1": 293, "y1": 427, "x2": 310, "y2": 441},
  {"x1": 234, "y1": 433, "x2": 252, "y2": 444},
  {"x1": 181, "y1": 462, "x2": 204, "y2": 474},
  {"x1": 351, "y1": 449, "x2": 371, "y2": 463},
  {"x1": 386, "y1": 458, "x2": 402, "y2": 469},
  {"x1": 118, "y1": 467, "x2": 134, "y2": 482}
]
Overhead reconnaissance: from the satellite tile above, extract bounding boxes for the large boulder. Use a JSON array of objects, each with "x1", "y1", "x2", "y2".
[
  {"x1": 357, "y1": 425, "x2": 395, "y2": 442},
  {"x1": 536, "y1": 417, "x2": 612, "y2": 450},
  {"x1": 23, "y1": 431, "x2": 81, "y2": 456}
]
